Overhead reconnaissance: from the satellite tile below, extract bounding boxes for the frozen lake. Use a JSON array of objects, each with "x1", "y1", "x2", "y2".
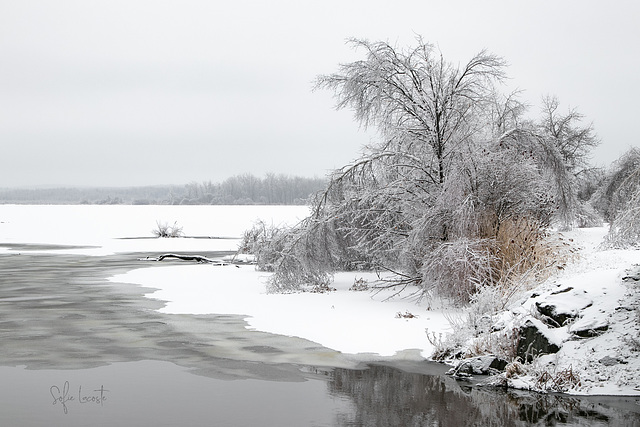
[{"x1": 1, "y1": 205, "x2": 639, "y2": 425}]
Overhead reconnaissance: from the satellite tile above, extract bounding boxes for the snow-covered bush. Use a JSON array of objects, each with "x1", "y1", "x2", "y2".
[
  {"x1": 574, "y1": 201, "x2": 602, "y2": 228},
  {"x1": 594, "y1": 147, "x2": 640, "y2": 223},
  {"x1": 152, "y1": 221, "x2": 183, "y2": 238},
  {"x1": 412, "y1": 146, "x2": 556, "y2": 303},
  {"x1": 265, "y1": 221, "x2": 336, "y2": 293},
  {"x1": 605, "y1": 177, "x2": 640, "y2": 248},
  {"x1": 239, "y1": 220, "x2": 285, "y2": 271},
  {"x1": 599, "y1": 148, "x2": 640, "y2": 248},
  {"x1": 241, "y1": 219, "x2": 339, "y2": 292}
]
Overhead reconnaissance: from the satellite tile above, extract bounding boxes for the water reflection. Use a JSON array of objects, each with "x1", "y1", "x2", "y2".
[
  {"x1": 0, "y1": 250, "x2": 353, "y2": 379},
  {"x1": 1, "y1": 248, "x2": 639, "y2": 426},
  {"x1": 327, "y1": 365, "x2": 640, "y2": 426}
]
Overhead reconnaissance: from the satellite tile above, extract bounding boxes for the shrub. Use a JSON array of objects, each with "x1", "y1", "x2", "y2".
[
  {"x1": 604, "y1": 168, "x2": 640, "y2": 248},
  {"x1": 594, "y1": 147, "x2": 640, "y2": 223},
  {"x1": 416, "y1": 148, "x2": 557, "y2": 304},
  {"x1": 533, "y1": 365, "x2": 581, "y2": 393},
  {"x1": 152, "y1": 221, "x2": 183, "y2": 238},
  {"x1": 240, "y1": 219, "x2": 334, "y2": 292},
  {"x1": 574, "y1": 201, "x2": 602, "y2": 228},
  {"x1": 239, "y1": 220, "x2": 286, "y2": 271},
  {"x1": 600, "y1": 150, "x2": 640, "y2": 248},
  {"x1": 419, "y1": 238, "x2": 498, "y2": 304}
]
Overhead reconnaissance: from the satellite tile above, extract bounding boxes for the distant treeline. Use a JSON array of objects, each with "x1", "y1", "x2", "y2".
[
  {"x1": 179, "y1": 174, "x2": 326, "y2": 205},
  {"x1": 0, "y1": 173, "x2": 327, "y2": 205}
]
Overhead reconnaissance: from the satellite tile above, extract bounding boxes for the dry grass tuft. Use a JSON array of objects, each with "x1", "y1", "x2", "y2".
[
  {"x1": 534, "y1": 365, "x2": 581, "y2": 392},
  {"x1": 504, "y1": 361, "x2": 526, "y2": 378},
  {"x1": 421, "y1": 216, "x2": 565, "y2": 306}
]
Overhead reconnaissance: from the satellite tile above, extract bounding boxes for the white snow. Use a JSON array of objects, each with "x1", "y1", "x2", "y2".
[
  {"x1": 532, "y1": 290, "x2": 593, "y2": 321},
  {"x1": 489, "y1": 227, "x2": 640, "y2": 396},
  {"x1": 2, "y1": 205, "x2": 639, "y2": 395},
  {"x1": 111, "y1": 266, "x2": 455, "y2": 359},
  {"x1": 0, "y1": 204, "x2": 309, "y2": 255}
]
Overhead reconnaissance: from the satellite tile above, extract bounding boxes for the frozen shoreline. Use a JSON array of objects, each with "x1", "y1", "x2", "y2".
[
  {"x1": 112, "y1": 226, "x2": 640, "y2": 396},
  {"x1": 111, "y1": 266, "x2": 456, "y2": 361},
  {"x1": 2, "y1": 204, "x2": 639, "y2": 396},
  {"x1": 487, "y1": 226, "x2": 640, "y2": 396}
]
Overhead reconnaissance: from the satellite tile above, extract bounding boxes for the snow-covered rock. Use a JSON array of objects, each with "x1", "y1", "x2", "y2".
[
  {"x1": 516, "y1": 317, "x2": 562, "y2": 362},
  {"x1": 569, "y1": 316, "x2": 609, "y2": 337},
  {"x1": 534, "y1": 289, "x2": 593, "y2": 327},
  {"x1": 447, "y1": 355, "x2": 508, "y2": 376}
]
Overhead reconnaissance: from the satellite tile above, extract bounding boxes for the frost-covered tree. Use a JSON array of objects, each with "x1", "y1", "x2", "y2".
[
  {"x1": 534, "y1": 96, "x2": 600, "y2": 227},
  {"x1": 594, "y1": 148, "x2": 640, "y2": 222},
  {"x1": 605, "y1": 176, "x2": 640, "y2": 248},
  {"x1": 315, "y1": 38, "x2": 507, "y2": 185},
  {"x1": 597, "y1": 148, "x2": 640, "y2": 247},
  {"x1": 496, "y1": 127, "x2": 577, "y2": 229},
  {"x1": 538, "y1": 96, "x2": 599, "y2": 175},
  {"x1": 254, "y1": 38, "x2": 590, "y2": 303}
]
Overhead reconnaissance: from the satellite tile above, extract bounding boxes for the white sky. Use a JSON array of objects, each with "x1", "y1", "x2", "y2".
[{"x1": 1, "y1": 0, "x2": 638, "y2": 187}]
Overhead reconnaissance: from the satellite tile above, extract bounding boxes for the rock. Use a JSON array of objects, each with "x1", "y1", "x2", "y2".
[
  {"x1": 550, "y1": 286, "x2": 574, "y2": 295},
  {"x1": 535, "y1": 302, "x2": 574, "y2": 327},
  {"x1": 447, "y1": 355, "x2": 509, "y2": 376},
  {"x1": 622, "y1": 266, "x2": 640, "y2": 282},
  {"x1": 535, "y1": 292, "x2": 593, "y2": 327},
  {"x1": 517, "y1": 318, "x2": 561, "y2": 362},
  {"x1": 569, "y1": 317, "x2": 609, "y2": 337},
  {"x1": 599, "y1": 356, "x2": 627, "y2": 366}
]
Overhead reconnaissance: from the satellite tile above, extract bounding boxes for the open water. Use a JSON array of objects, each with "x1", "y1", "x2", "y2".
[{"x1": 0, "y1": 244, "x2": 639, "y2": 426}]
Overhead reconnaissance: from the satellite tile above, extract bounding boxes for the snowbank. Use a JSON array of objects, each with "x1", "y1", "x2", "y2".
[
  {"x1": 111, "y1": 266, "x2": 456, "y2": 359},
  {"x1": 475, "y1": 227, "x2": 640, "y2": 396}
]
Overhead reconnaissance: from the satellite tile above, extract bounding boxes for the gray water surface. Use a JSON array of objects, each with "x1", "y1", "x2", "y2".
[{"x1": 1, "y1": 245, "x2": 639, "y2": 426}]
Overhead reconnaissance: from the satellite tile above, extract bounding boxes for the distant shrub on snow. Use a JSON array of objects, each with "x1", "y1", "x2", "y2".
[{"x1": 152, "y1": 221, "x2": 184, "y2": 238}]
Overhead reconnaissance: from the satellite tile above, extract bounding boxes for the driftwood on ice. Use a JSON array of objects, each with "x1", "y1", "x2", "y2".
[{"x1": 138, "y1": 253, "x2": 229, "y2": 265}]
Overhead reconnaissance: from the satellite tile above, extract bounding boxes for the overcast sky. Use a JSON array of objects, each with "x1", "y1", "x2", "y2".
[{"x1": 1, "y1": 0, "x2": 638, "y2": 187}]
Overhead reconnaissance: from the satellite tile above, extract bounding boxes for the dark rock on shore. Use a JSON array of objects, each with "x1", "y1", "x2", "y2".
[
  {"x1": 517, "y1": 318, "x2": 561, "y2": 362},
  {"x1": 569, "y1": 317, "x2": 609, "y2": 337}
]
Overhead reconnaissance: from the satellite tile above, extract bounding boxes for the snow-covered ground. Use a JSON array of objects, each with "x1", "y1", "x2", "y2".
[
  {"x1": 0, "y1": 204, "x2": 309, "y2": 255},
  {"x1": 1, "y1": 205, "x2": 638, "y2": 395},
  {"x1": 112, "y1": 265, "x2": 455, "y2": 359},
  {"x1": 482, "y1": 226, "x2": 640, "y2": 396}
]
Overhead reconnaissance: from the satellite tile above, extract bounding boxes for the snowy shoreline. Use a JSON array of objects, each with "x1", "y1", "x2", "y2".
[
  {"x1": 1, "y1": 205, "x2": 638, "y2": 396},
  {"x1": 111, "y1": 266, "x2": 457, "y2": 361},
  {"x1": 474, "y1": 226, "x2": 640, "y2": 396},
  {"x1": 111, "y1": 226, "x2": 640, "y2": 396}
]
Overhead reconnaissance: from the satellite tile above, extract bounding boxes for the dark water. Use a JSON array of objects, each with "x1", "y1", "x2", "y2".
[{"x1": 1, "y1": 246, "x2": 639, "y2": 426}]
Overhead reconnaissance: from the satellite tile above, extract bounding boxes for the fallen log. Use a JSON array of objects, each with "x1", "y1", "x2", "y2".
[{"x1": 138, "y1": 253, "x2": 229, "y2": 265}]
